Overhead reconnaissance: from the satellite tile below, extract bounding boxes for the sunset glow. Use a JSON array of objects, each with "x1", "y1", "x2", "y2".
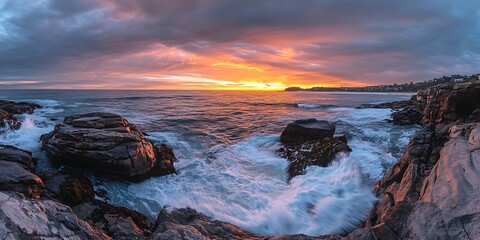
[{"x1": 0, "y1": 0, "x2": 479, "y2": 90}]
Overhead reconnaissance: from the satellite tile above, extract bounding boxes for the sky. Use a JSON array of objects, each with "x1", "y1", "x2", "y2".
[{"x1": 1, "y1": 0, "x2": 479, "y2": 90}]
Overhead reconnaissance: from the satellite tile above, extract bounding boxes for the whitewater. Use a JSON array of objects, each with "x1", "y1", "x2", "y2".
[{"x1": 0, "y1": 90, "x2": 418, "y2": 236}]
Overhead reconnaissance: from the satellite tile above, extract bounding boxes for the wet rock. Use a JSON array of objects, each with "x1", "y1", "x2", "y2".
[
  {"x1": 42, "y1": 112, "x2": 176, "y2": 181},
  {"x1": 280, "y1": 119, "x2": 335, "y2": 143},
  {"x1": 280, "y1": 136, "x2": 352, "y2": 180},
  {"x1": 0, "y1": 100, "x2": 41, "y2": 114},
  {"x1": 0, "y1": 145, "x2": 44, "y2": 198},
  {"x1": 0, "y1": 100, "x2": 41, "y2": 129},
  {"x1": 350, "y1": 81, "x2": 480, "y2": 239},
  {"x1": 151, "y1": 207, "x2": 261, "y2": 240},
  {"x1": 391, "y1": 106, "x2": 424, "y2": 125},
  {"x1": 73, "y1": 200, "x2": 152, "y2": 239},
  {"x1": 42, "y1": 171, "x2": 95, "y2": 206},
  {"x1": 357, "y1": 100, "x2": 413, "y2": 110},
  {"x1": 0, "y1": 191, "x2": 109, "y2": 239},
  {"x1": 279, "y1": 119, "x2": 351, "y2": 180}
]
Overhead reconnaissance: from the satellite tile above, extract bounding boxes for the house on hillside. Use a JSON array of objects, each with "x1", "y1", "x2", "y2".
[{"x1": 453, "y1": 77, "x2": 464, "y2": 83}]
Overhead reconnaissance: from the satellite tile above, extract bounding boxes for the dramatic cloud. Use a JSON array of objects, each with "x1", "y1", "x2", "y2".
[{"x1": 0, "y1": 0, "x2": 479, "y2": 89}]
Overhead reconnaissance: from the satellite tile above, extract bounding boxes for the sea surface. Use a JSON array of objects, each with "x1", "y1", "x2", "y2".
[{"x1": 0, "y1": 90, "x2": 418, "y2": 236}]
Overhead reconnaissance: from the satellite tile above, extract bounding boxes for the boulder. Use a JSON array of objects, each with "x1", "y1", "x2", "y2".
[
  {"x1": 0, "y1": 145, "x2": 43, "y2": 198},
  {"x1": 0, "y1": 191, "x2": 109, "y2": 239},
  {"x1": 42, "y1": 171, "x2": 95, "y2": 206},
  {"x1": 280, "y1": 119, "x2": 335, "y2": 143},
  {"x1": 391, "y1": 106, "x2": 424, "y2": 125},
  {"x1": 151, "y1": 207, "x2": 261, "y2": 240},
  {"x1": 42, "y1": 112, "x2": 176, "y2": 181},
  {"x1": 0, "y1": 100, "x2": 41, "y2": 114},
  {"x1": 73, "y1": 200, "x2": 152, "y2": 239},
  {"x1": 279, "y1": 136, "x2": 352, "y2": 180},
  {"x1": 0, "y1": 100, "x2": 41, "y2": 130},
  {"x1": 279, "y1": 119, "x2": 350, "y2": 180}
]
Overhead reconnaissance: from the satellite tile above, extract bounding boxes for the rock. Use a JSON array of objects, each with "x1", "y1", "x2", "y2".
[
  {"x1": 279, "y1": 119, "x2": 350, "y2": 180},
  {"x1": 0, "y1": 144, "x2": 37, "y2": 169},
  {"x1": 350, "y1": 81, "x2": 480, "y2": 239},
  {"x1": 0, "y1": 145, "x2": 43, "y2": 198},
  {"x1": 280, "y1": 136, "x2": 352, "y2": 180},
  {"x1": 42, "y1": 112, "x2": 176, "y2": 181},
  {"x1": 0, "y1": 191, "x2": 109, "y2": 239},
  {"x1": 0, "y1": 100, "x2": 41, "y2": 130},
  {"x1": 391, "y1": 106, "x2": 424, "y2": 125},
  {"x1": 151, "y1": 207, "x2": 261, "y2": 240},
  {"x1": 153, "y1": 143, "x2": 178, "y2": 175},
  {"x1": 280, "y1": 119, "x2": 335, "y2": 143},
  {"x1": 73, "y1": 200, "x2": 152, "y2": 239},
  {"x1": 422, "y1": 81, "x2": 480, "y2": 125},
  {"x1": 0, "y1": 100, "x2": 41, "y2": 114},
  {"x1": 358, "y1": 99, "x2": 425, "y2": 126},
  {"x1": 356, "y1": 100, "x2": 413, "y2": 110},
  {"x1": 42, "y1": 171, "x2": 95, "y2": 206}
]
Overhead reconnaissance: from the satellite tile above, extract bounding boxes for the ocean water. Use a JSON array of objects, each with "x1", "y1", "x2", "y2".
[{"x1": 0, "y1": 90, "x2": 418, "y2": 236}]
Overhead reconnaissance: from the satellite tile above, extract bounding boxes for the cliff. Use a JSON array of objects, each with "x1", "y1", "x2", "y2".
[{"x1": 346, "y1": 81, "x2": 480, "y2": 239}]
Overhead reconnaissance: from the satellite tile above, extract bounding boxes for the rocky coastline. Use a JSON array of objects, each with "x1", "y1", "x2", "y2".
[{"x1": 1, "y1": 80, "x2": 479, "y2": 239}]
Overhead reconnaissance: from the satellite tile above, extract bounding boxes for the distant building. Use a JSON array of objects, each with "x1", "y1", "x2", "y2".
[{"x1": 453, "y1": 78, "x2": 464, "y2": 83}]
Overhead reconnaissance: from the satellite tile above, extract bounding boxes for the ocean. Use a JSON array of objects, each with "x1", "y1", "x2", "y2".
[{"x1": 0, "y1": 90, "x2": 418, "y2": 236}]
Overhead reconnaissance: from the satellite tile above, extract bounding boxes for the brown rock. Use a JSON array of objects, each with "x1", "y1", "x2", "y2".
[
  {"x1": 42, "y1": 112, "x2": 176, "y2": 181},
  {"x1": 280, "y1": 119, "x2": 335, "y2": 143}
]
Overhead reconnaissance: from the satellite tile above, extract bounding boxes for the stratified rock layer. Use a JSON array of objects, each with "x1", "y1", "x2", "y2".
[
  {"x1": 42, "y1": 112, "x2": 176, "y2": 180},
  {"x1": 0, "y1": 191, "x2": 109, "y2": 239},
  {"x1": 0, "y1": 145, "x2": 44, "y2": 198}
]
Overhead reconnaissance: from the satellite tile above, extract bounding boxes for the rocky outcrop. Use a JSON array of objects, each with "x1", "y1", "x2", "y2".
[
  {"x1": 42, "y1": 112, "x2": 176, "y2": 181},
  {"x1": 151, "y1": 207, "x2": 340, "y2": 240},
  {"x1": 279, "y1": 119, "x2": 351, "y2": 180},
  {"x1": 0, "y1": 145, "x2": 44, "y2": 198},
  {"x1": 73, "y1": 200, "x2": 152, "y2": 239},
  {"x1": 280, "y1": 119, "x2": 336, "y2": 143},
  {"x1": 41, "y1": 170, "x2": 95, "y2": 206},
  {"x1": 350, "y1": 81, "x2": 480, "y2": 239},
  {"x1": 359, "y1": 97, "x2": 425, "y2": 125},
  {"x1": 0, "y1": 100, "x2": 41, "y2": 129},
  {"x1": 0, "y1": 191, "x2": 109, "y2": 239}
]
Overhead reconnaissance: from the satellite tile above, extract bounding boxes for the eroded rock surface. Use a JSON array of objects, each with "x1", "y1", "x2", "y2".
[
  {"x1": 0, "y1": 191, "x2": 109, "y2": 239},
  {"x1": 42, "y1": 112, "x2": 176, "y2": 180},
  {"x1": 279, "y1": 119, "x2": 351, "y2": 180},
  {"x1": 0, "y1": 145, "x2": 44, "y2": 198},
  {"x1": 350, "y1": 81, "x2": 480, "y2": 239}
]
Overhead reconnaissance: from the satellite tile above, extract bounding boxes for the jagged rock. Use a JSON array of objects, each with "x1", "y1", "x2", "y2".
[
  {"x1": 356, "y1": 100, "x2": 413, "y2": 110},
  {"x1": 41, "y1": 112, "x2": 176, "y2": 181},
  {"x1": 280, "y1": 136, "x2": 352, "y2": 180},
  {"x1": 0, "y1": 144, "x2": 37, "y2": 169},
  {"x1": 280, "y1": 119, "x2": 335, "y2": 143},
  {"x1": 391, "y1": 106, "x2": 424, "y2": 125},
  {"x1": 0, "y1": 145, "x2": 44, "y2": 198},
  {"x1": 42, "y1": 171, "x2": 95, "y2": 206},
  {"x1": 73, "y1": 200, "x2": 152, "y2": 239},
  {"x1": 351, "y1": 81, "x2": 480, "y2": 239},
  {"x1": 0, "y1": 191, "x2": 109, "y2": 239},
  {"x1": 0, "y1": 100, "x2": 41, "y2": 114},
  {"x1": 279, "y1": 119, "x2": 350, "y2": 180},
  {"x1": 152, "y1": 207, "x2": 261, "y2": 240},
  {"x1": 0, "y1": 100, "x2": 41, "y2": 129}
]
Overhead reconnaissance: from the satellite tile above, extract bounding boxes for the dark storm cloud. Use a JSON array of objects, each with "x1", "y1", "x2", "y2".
[{"x1": 0, "y1": 0, "x2": 479, "y2": 88}]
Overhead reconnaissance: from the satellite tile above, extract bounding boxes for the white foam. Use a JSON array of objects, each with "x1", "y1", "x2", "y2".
[
  {"x1": 0, "y1": 100, "x2": 63, "y2": 154},
  {"x1": 99, "y1": 133, "x2": 377, "y2": 236},
  {"x1": 296, "y1": 103, "x2": 321, "y2": 108}
]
